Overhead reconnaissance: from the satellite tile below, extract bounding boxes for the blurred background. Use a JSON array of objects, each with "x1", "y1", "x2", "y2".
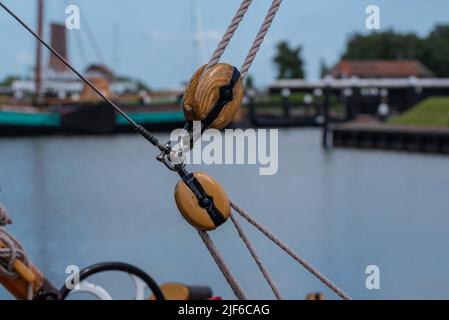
[{"x1": 1, "y1": 0, "x2": 449, "y2": 300}]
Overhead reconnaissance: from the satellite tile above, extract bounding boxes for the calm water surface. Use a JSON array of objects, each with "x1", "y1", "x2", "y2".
[{"x1": 1, "y1": 129, "x2": 448, "y2": 299}]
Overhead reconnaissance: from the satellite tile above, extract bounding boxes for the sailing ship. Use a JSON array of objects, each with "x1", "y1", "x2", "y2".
[{"x1": 0, "y1": 0, "x2": 185, "y2": 135}]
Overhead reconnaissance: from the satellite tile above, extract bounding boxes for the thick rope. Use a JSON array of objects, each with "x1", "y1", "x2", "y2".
[
  {"x1": 206, "y1": 0, "x2": 253, "y2": 71},
  {"x1": 0, "y1": 230, "x2": 24, "y2": 278},
  {"x1": 0, "y1": 205, "x2": 18, "y2": 278},
  {"x1": 240, "y1": 0, "x2": 283, "y2": 79},
  {"x1": 230, "y1": 201, "x2": 352, "y2": 300},
  {"x1": 197, "y1": 229, "x2": 247, "y2": 300},
  {"x1": 0, "y1": 228, "x2": 33, "y2": 300},
  {"x1": 0, "y1": 204, "x2": 33, "y2": 300},
  {"x1": 230, "y1": 213, "x2": 282, "y2": 299}
]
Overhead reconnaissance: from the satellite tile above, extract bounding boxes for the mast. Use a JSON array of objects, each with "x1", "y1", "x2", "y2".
[{"x1": 34, "y1": 0, "x2": 44, "y2": 105}]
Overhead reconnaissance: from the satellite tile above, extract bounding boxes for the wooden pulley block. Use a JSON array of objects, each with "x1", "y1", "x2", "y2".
[
  {"x1": 149, "y1": 282, "x2": 213, "y2": 300},
  {"x1": 174, "y1": 172, "x2": 230, "y2": 231},
  {"x1": 182, "y1": 63, "x2": 244, "y2": 130},
  {"x1": 305, "y1": 292, "x2": 326, "y2": 300}
]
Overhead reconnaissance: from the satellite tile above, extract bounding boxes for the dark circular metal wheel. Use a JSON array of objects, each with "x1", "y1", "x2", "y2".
[{"x1": 59, "y1": 262, "x2": 165, "y2": 300}]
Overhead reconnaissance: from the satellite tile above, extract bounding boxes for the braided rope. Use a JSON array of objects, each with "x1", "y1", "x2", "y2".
[
  {"x1": 240, "y1": 0, "x2": 283, "y2": 79},
  {"x1": 197, "y1": 229, "x2": 247, "y2": 300},
  {"x1": 206, "y1": 0, "x2": 253, "y2": 71},
  {"x1": 0, "y1": 230, "x2": 25, "y2": 278},
  {"x1": 0, "y1": 228, "x2": 33, "y2": 300},
  {"x1": 230, "y1": 213, "x2": 282, "y2": 299},
  {"x1": 0, "y1": 204, "x2": 33, "y2": 300},
  {"x1": 230, "y1": 201, "x2": 352, "y2": 300}
]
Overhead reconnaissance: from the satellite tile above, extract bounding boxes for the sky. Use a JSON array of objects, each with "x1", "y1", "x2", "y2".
[{"x1": 0, "y1": 0, "x2": 448, "y2": 89}]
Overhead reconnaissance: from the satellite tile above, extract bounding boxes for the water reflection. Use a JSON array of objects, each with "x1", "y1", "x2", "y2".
[{"x1": 0, "y1": 129, "x2": 448, "y2": 299}]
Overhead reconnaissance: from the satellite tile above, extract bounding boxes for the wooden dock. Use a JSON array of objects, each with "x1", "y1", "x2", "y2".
[{"x1": 332, "y1": 122, "x2": 449, "y2": 154}]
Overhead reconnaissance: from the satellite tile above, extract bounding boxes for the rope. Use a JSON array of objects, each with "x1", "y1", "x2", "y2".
[
  {"x1": 205, "y1": 0, "x2": 283, "y2": 79},
  {"x1": 230, "y1": 201, "x2": 352, "y2": 300},
  {"x1": 197, "y1": 229, "x2": 247, "y2": 300},
  {"x1": 0, "y1": 204, "x2": 33, "y2": 300},
  {"x1": 240, "y1": 0, "x2": 283, "y2": 79},
  {"x1": 0, "y1": 230, "x2": 24, "y2": 278},
  {"x1": 0, "y1": 204, "x2": 12, "y2": 226},
  {"x1": 205, "y1": 0, "x2": 253, "y2": 71},
  {"x1": 230, "y1": 213, "x2": 282, "y2": 299},
  {"x1": 0, "y1": 228, "x2": 33, "y2": 300}
]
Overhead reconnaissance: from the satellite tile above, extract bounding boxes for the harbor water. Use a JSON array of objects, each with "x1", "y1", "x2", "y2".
[{"x1": 1, "y1": 128, "x2": 449, "y2": 299}]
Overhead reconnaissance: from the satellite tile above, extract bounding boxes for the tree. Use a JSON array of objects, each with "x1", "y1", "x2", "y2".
[
  {"x1": 340, "y1": 26, "x2": 449, "y2": 77},
  {"x1": 342, "y1": 30, "x2": 424, "y2": 60},
  {"x1": 0, "y1": 75, "x2": 19, "y2": 87},
  {"x1": 420, "y1": 25, "x2": 449, "y2": 77},
  {"x1": 273, "y1": 41, "x2": 305, "y2": 79},
  {"x1": 319, "y1": 59, "x2": 330, "y2": 78},
  {"x1": 245, "y1": 75, "x2": 255, "y2": 90}
]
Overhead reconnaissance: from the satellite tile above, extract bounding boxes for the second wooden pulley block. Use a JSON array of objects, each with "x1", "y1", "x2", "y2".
[
  {"x1": 174, "y1": 172, "x2": 231, "y2": 231},
  {"x1": 183, "y1": 63, "x2": 244, "y2": 131}
]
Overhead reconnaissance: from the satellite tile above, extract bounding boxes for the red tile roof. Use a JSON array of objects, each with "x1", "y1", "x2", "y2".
[{"x1": 331, "y1": 60, "x2": 434, "y2": 78}]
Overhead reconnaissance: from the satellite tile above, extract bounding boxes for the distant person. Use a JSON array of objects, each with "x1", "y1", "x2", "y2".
[{"x1": 377, "y1": 102, "x2": 389, "y2": 122}]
